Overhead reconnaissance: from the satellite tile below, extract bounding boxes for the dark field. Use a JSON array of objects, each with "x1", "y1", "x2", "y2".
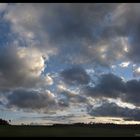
[{"x1": 0, "y1": 124, "x2": 140, "y2": 137}]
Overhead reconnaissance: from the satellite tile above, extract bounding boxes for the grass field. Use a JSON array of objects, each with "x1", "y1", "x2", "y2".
[{"x1": 0, "y1": 124, "x2": 140, "y2": 137}]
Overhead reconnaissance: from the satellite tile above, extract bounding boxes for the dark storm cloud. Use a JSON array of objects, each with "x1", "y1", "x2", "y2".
[
  {"x1": 82, "y1": 73, "x2": 140, "y2": 106},
  {"x1": 95, "y1": 73, "x2": 126, "y2": 97},
  {"x1": 43, "y1": 3, "x2": 118, "y2": 43},
  {"x1": 7, "y1": 89, "x2": 56, "y2": 112},
  {"x1": 83, "y1": 73, "x2": 126, "y2": 98},
  {"x1": 88, "y1": 100, "x2": 140, "y2": 121},
  {"x1": 5, "y1": 88, "x2": 88, "y2": 112},
  {"x1": 124, "y1": 80, "x2": 140, "y2": 106},
  {"x1": 61, "y1": 66, "x2": 90, "y2": 85},
  {"x1": 0, "y1": 101, "x2": 3, "y2": 105},
  {"x1": 0, "y1": 47, "x2": 25, "y2": 88}
]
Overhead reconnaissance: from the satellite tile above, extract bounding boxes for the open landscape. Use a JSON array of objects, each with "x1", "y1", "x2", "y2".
[
  {"x1": 0, "y1": 123, "x2": 140, "y2": 137},
  {"x1": 1, "y1": 3, "x2": 140, "y2": 138}
]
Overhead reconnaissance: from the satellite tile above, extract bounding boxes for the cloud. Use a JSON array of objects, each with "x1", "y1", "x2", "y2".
[
  {"x1": 1, "y1": 3, "x2": 140, "y2": 122},
  {"x1": 42, "y1": 3, "x2": 118, "y2": 43},
  {"x1": 2, "y1": 3, "x2": 127, "y2": 67},
  {"x1": 0, "y1": 46, "x2": 50, "y2": 89},
  {"x1": 60, "y1": 66, "x2": 90, "y2": 85},
  {"x1": 124, "y1": 80, "x2": 140, "y2": 106},
  {"x1": 43, "y1": 3, "x2": 128, "y2": 67},
  {"x1": 82, "y1": 73, "x2": 140, "y2": 106},
  {"x1": 56, "y1": 82, "x2": 89, "y2": 108},
  {"x1": 133, "y1": 67, "x2": 140, "y2": 77},
  {"x1": 88, "y1": 100, "x2": 140, "y2": 121},
  {"x1": 58, "y1": 90, "x2": 88, "y2": 107},
  {"x1": 34, "y1": 114, "x2": 75, "y2": 122},
  {"x1": 0, "y1": 100, "x2": 3, "y2": 105},
  {"x1": 4, "y1": 3, "x2": 57, "y2": 56},
  {"x1": 4, "y1": 4, "x2": 42, "y2": 39},
  {"x1": 45, "y1": 74, "x2": 54, "y2": 86},
  {"x1": 2, "y1": 3, "x2": 140, "y2": 67},
  {"x1": 0, "y1": 3, "x2": 7, "y2": 12},
  {"x1": 110, "y1": 3, "x2": 140, "y2": 63},
  {"x1": 83, "y1": 73, "x2": 126, "y2": 98},
  {"x1": 4, "y1": 87, "x2": 89, "y2": 113},
  {"x1": 6, "y1": 89, "x2": 57, "y2": 113},
  {"x1": 119, "y1": 62, "x2": 130, "y2": 68}
]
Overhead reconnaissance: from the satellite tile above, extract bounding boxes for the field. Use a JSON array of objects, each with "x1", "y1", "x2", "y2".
[{"x1": 0, "y1": 124, "x2": 140, "y2": 137}]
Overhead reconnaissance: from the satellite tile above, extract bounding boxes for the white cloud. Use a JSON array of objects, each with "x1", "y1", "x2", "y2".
[
  {"x1": 17, "y1": 47, "x2": 47, "y2": 77},
  {"x1": 86, "y1": 69, "x2": 95, "y2": 75},
  {"x1": 45, "y1": 74, "x2": 53, "y2": 85},
  {"x1": 111, "y1": 65, "x2": 117, "y2": 69},
  {"x1": 133, "y1": 67, "x2": 140, "y2": 77},
  {"x1": 119, "y1": 61, "x2": 130, "y2": 68}
]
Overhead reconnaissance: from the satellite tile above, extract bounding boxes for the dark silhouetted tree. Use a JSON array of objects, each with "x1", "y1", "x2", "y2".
[{"x1": 0, "y1": 118, "x2": 10, "y2": 125}]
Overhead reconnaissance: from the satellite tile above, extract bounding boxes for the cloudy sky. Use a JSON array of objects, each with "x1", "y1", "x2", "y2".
[{"x1": 1, "y1": 3, "x2": 140, "y2": 125}]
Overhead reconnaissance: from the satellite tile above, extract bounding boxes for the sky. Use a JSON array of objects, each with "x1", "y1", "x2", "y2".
[{"x1": 1, "y1": 3, "x2": 140, "y2": 125}]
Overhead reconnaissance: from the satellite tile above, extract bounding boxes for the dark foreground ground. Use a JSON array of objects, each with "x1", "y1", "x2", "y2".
[{"x1": 0, "y1": 124, "x2": 140, "y2": 137}]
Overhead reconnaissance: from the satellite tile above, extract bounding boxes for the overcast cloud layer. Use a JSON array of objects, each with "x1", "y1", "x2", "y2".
[{"x1": 1, "y1": 3, "x2": 140, "y2": 124}]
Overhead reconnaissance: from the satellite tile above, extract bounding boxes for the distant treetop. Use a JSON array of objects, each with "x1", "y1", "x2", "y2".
[{"x1": 0, "y1": 118, "x2": 10, "y2": 125}]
